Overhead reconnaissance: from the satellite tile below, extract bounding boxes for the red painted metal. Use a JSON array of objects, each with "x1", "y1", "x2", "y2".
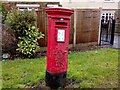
[{"x1": 46, "y1": 8, "x2": 74, "y2": 74}]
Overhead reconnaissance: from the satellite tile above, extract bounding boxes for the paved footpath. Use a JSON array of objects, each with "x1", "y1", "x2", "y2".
[{"x1": 112, "y1": 34, "x2": 120, "y2": 49}]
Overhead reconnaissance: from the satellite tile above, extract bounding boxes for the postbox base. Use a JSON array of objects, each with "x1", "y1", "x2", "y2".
[{"x1": 45, "y1": 71, "x2": 66, "y2": 89}]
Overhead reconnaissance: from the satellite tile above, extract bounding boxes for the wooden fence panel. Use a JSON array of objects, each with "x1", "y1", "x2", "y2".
[
  {"x1": 37, "y1": 9, "x2": 74, "y2": 47},
  {"x1": 37, "y1": 9, "x2": 48, "y2": 47},
  {"x1": 75, "y1": 9, "x2": 100, "y2": 44},
  {"x1": 70, "y1": 14, "x2": 74, "y2": 44}
]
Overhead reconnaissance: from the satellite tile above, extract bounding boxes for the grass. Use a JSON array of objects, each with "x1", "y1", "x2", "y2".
[{"x1": 1, "y1": 48, "x2": 119, "y2": 88}]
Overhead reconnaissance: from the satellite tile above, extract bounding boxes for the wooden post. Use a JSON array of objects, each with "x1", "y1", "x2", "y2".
[
  {"x1": 73, "y1": 9, "x2": 77, "y2": 47},
  {"x1": 31, "y1": 8, "x2": 37, "y2": 16},
  {"x1": 98, "y1": 7, "x2": 102, "y2": 45}
]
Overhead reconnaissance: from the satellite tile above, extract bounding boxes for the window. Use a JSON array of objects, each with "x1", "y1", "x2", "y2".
[
  {"x1": 47, "y1": 4, "x2": 59, "y2": 8},
  {"x1": 94, "y1": 0, "x2": 115, "y2": 2},
  {"x1": 16, "y1": 4, "x2": 40, "y2": 11},
  {"x1": 104, "y1": 0, "x2": 114, "y2": 3}
]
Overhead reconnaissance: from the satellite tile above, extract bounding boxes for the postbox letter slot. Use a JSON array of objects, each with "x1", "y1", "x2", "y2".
[{"x1": 56, "y1": 22, "x2": 67, "y2": 26}]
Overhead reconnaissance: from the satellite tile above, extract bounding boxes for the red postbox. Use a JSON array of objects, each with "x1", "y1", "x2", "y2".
[{"x1": 45, "y1": 8, "x2": 74, "y2": 89}]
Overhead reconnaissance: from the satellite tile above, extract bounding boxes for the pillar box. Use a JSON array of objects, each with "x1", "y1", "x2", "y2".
[{"x1": 45, "y1": 8, "x2": 74, "y2": 89}]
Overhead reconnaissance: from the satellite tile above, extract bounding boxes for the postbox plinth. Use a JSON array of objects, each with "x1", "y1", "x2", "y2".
[{"x1": 45, "y1": 8, "x2": 74, "y2": 89}]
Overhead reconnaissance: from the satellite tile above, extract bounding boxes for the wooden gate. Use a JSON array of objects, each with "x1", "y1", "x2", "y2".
[{"x1": 100, "y1": 11, "x2": 116, "y2": 45}]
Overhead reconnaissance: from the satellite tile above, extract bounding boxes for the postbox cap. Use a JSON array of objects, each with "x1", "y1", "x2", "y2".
[
  {"x1": 46, "y1": 7, "x2": 72, "y2": 10},
  {"x1": 45, "y1": 7, "x2": 74, "y2": 16}
]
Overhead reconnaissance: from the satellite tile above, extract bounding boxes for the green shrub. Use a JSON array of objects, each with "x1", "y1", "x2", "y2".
[
  {"x1": 17, "y1": 26, "x2": 44, "y2": 57},
  {"x1": 5, "y1": 10, "x2": 44, "y2": 58},
  {"x1": 1, "y1": 2, "x2": 17, "y2": 55},
  {"x1": 2, "y1": 26, "x2": 17, "y2": 54},
  {"x1": 5, "y1": 10, "x2": 36, "y2": 37},
  {"x1": 0, "y1": 2, "x2": 8, "y2": 23}
]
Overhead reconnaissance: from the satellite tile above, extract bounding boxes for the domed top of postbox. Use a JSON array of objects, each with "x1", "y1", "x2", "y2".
[{"x1": 45, "y1": 8, "x2": 74, "y2": 17}]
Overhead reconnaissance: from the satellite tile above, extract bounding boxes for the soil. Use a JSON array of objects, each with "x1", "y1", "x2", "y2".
[
  {"x1": 35, "y1": 45, "x2": 110, "y2": 58},
  {"x1": 7, "y1": 44, "x2": 110, "y2": 60},
  {"x1": 25, "y1": 79, "x2": 82, "y2": 89}
]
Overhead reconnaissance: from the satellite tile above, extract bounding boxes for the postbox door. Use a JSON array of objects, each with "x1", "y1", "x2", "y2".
[
  {"x1": 50, "y1": 27, "x2": 68, "y2": 73},
  {"x1": 47, "y1": 19, "x2": 70, "y2": 74}
]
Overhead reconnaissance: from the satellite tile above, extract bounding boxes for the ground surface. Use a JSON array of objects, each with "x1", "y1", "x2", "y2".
[
  {"x1": 1, "y1": 48, "x2": 119, "y2": 89},
  {"x1": 113, "y1": 35, "x2": 120, "y2": 49}
]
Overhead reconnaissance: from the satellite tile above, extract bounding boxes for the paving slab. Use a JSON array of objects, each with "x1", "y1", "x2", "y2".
[{"x1": 112, "y1": 35, "x2": 120, "y2": 49}]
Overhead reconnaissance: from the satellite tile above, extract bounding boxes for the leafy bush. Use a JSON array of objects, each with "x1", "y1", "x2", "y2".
[
  {"x1": 5, "y1": 10, "x2": 36, "y2": 37},
  {"x1": 17, "y1": 26, "x2": 44, "y2": 57},
  {"x1": 1, "y1": 2, "x2": 17, "y2": 56},
  {"x1": 2, "y1": 24, "x2": 17, "y2": 53},
  {"x1": 5, "y1": 10, "x2": 44, "y2": 58},
  {"x1": 0, "y1": 2, "x2": 8, "y2": 23}
]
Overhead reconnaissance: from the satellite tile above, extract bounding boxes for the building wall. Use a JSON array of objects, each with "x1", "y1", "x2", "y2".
[
  {"x1": 60, "y1": 0, "x2": 119, "y2": 9},
  {"x1": 3, "y1": 0, "x2": 119, "y2": 9},
  {"x1": 4, "y1": 0, "x2": 60, "y2": 2}
]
